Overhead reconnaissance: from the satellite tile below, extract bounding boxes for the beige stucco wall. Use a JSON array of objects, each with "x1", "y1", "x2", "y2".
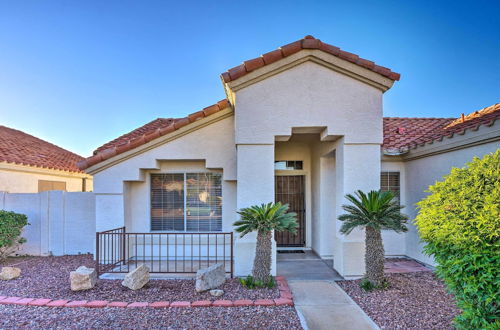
[
  {"x1": 0, "y1": 162, "x2": 92, "y2": 193},
  {"x1": 234, "y1": 61, "x2": 383, "y2": 145},
  {"x1": 92, "y1": 115, "x2": 236, "y2": 232},
  {"x1": 309, "y1": 139, "x2": 336, "y2": 259}
]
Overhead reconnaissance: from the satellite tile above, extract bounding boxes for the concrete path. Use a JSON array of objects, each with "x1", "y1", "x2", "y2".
[
  {"x1": 289, "y1": 280, "x2": 379, "y2": 330},
  {"x1": 277, "y1": 251, "x2": 378, "y2": 330}
]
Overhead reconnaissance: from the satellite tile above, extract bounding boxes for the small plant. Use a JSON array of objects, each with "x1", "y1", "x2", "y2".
[
  {"x1": 359, "y1": 278, "x2": 376, "y2": 291},
  {"x1": 359, "y1": 278, "x2": 389, "y2": 291},
  {"x1": 239, "y1": 275, "x2": 275, "y2": 289},
  {"x1": 0, "y1": 210, "x2": 29, "y2": 260}
]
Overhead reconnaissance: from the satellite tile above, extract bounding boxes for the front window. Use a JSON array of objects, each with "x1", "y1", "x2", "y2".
[
  {"x1": 151, "y1": 173, "x2": 222, "y2": 232},
  {"x1": 380, "y1": 171, "x2": 400, "y2": 204}
]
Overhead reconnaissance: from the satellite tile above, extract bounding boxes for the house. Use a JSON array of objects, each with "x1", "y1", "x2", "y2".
[
  {"x1": 0, "y1": 125, "x2": 93, "y2": 193},
  {"x1": 77, "y1": 35, "x2": 499, "y2": 278}
]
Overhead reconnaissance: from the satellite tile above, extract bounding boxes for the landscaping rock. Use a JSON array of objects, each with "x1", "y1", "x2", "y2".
[
  {"x1": 209, "y1": 289, "x2": 224, "y2": 297},
  {"x1": 195, "y1": 263, "x2": 225, "y2": 292},
  {"x1": 122, "y1": 264, "x2": 150, "y2": 290},
  {"x1": 70, "y1": 266, "x2": 97, "y2": 291},
  {"x1": 0, "y1": 267, "x2": 21, "y2": 280}
]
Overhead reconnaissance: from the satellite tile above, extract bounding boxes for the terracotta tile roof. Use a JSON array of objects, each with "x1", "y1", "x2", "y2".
[
  {"x1": 79, "y1": 100, "x2": 499, "y2": 170},
  {"x1": 221, "y1": 35, "x2": 401, "y2": 83},
  {"x1": 0, "y1": 125, "x2": 84, "y2": 173},
  {"x1": 383, "y1": 117, "x2": 454, "y2": 152},
  {"x1": 94, "y1": 118, "x2": 179, "y2": 154},
  {"x1": 383, "y1": 103, "x2": 500, "y2": 152},
  {"x1": 77, "y1": 99, "x2": 230, "y2": 170}
]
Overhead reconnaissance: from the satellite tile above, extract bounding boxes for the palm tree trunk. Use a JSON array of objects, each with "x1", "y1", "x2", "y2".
[
  {"x1": 365, "y1": 226, "x2": 385, "y2": 286},
  {"x1": 252, "y1": 230, "x2": 272, "y2": 283}
]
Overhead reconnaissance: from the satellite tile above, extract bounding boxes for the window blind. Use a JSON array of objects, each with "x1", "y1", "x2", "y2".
[
  {"x1": 380, "y1": 171, "x2": 400, "y2": 204},
  {"x1": 151, "y1": 173, "x2": 222, "y2": 232}
]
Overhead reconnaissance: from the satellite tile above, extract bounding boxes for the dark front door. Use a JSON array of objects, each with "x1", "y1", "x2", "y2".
[{"x1": 274, "y1": 175, "x2": 305, "y2": 247}]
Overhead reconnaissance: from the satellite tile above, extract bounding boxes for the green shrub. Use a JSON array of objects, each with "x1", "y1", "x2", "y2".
[
  {"x1": 239, "y1": 275, "x2": 275, "y2": 289},
  {"x1": 0, "y1": 210, "x2": 29, "y2": 260},
  {"x1": 415, "y1": 150, "x2": 500, "y2": 329},
  {"x1": 359, "y1": 278, "x2": 376, "y2": 291}
]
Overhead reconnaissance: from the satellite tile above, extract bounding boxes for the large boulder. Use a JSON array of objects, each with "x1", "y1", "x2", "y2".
[
  {"x1": 122, "y1": 264, "x2": 150, "y2": 290},
  {"x1": 195, "y1": 263, "x2": 225, "y2": 292},
  {"x1": 0, "y1": 267, "x2": 21, "y2": 280},
  {"x1": 70, "y1": 266, "x2": 97, "y2": 291}
]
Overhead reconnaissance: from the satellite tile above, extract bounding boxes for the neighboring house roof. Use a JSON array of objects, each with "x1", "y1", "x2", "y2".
[
  {"x1": 77, "y1": 99, "x2": 230, "y2": 170},
  {"x1": 0, "y1": 125, "x2": 84, "y2": 173},
  {"x1": 220, "y1": 35, "x2": 401, "y2": 83}
]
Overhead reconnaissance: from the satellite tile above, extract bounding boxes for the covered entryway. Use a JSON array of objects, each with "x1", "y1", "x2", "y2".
[{"x1": 275, "y1": 175, "x2": 306, "y2": 247}]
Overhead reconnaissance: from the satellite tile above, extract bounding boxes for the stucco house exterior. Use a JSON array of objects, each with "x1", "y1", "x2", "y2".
[
  {"x1": 0, "y1": 125, "x2": 93, "y2": 193},
  {"x1": 77, "y1": 35, "x2": 500, "y2": 278}
]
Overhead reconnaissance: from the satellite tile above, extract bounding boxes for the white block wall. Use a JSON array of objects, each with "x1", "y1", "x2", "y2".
[{"x1": 0, "y1": 191, "x2": 95, "y2": 256}]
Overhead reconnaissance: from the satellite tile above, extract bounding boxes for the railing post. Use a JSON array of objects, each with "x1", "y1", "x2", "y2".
[
  {"x1": 121, "y1": 227, "x2": 126, "y2": 265},
  {"x1": 95, "y1": 231, "x2": 100, "y2": 276},
  {"x1": 230, "y1": 232, "x2": 234, "y2": 278}
]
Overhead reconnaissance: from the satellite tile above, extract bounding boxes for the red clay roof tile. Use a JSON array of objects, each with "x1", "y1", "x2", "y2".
[
  {"x1": 221, "y1": 35, "x2": 401, "y2": 83},
  {"x1": 262, "y1": 49, "x2": 284, "y2": 65},
  {"x1": 80, "y1": 102, "x2": 499, "y2": 170},
  {"x1": 383, "y1": 103, "x2": 500, "y2": 152},
  {"x1": 78, "y1": 99, "x2": 231, "y2": 170},
  {"x1": 0, "y1": 126, "x2": 85, "y2": 173}
]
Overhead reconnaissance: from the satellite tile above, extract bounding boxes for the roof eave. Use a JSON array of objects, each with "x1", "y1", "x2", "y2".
[
  {"x1": 81, "y1": 107, "x2": 234, "y2": 175},
  {"x1": 222, "y1": 49, "x2": 396, "y2": 94}
]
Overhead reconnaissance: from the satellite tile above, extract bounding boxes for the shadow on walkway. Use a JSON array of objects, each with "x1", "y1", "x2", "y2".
[{"x1": 277, "y1": 250, "x2": 343, "y2": 281}]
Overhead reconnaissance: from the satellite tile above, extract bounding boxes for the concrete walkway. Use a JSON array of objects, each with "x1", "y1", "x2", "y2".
[
  {"x1": 277, "y1": 251, "x2": 378, "y2": 330},
  {"x1": 289, "y1": 280, "x2": 379, "y2": 330}
]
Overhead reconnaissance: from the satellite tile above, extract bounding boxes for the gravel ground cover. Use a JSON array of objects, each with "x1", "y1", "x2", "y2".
[
  {"x1": 0, "y1": 255, "x2": 279, "y2": 302},
  {"x1": 0, "y1": 304, "x2": 302, "y2": 329},
  {"x1": 338, "y1": 272, "x2": 460, "y2": 329}
]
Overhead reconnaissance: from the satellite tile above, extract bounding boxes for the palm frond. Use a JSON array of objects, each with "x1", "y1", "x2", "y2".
[
  {"x1": 234, "y1": 202, "x2": 299, "y2": 237},
  {"x1": 338, "y1": 190, "x2": 409, "y2": 235}
]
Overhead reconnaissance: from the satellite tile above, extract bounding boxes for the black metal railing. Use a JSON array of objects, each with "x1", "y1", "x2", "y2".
[{"x1": 96, "y1": 227, "x2": 233, "y2": 277}]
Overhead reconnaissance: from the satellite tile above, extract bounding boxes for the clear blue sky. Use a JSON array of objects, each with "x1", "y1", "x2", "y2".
[{"x1": 1, "y1": 0, "x2": 499, "y2": 156}]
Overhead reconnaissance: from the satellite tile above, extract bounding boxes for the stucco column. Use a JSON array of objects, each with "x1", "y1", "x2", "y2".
[
  {"x1": 334, "y1": 141, "x2": 381, "y2": 278},
  {"x1": 235, "y1": 144, "x2": 276, "y2": 276}
]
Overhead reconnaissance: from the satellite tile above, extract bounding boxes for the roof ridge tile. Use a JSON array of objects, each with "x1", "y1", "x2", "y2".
[{"x1": 221, "y1": 35, "x2": 401, "y2": 83}]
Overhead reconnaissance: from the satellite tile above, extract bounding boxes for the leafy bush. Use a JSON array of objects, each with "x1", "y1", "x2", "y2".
[
  {"x1": 239, "y1": 275, "x2": 275, "y2": 289},
  {"x1": 415, "y1": 150, "x2": 500, "y2": 329},
  {"x1": 0, "y1": 210, "x2": 29, "y2": 260}
]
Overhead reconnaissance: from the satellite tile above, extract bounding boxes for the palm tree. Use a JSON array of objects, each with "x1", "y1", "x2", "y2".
[
  {"x1": 338, "y1": 190, "x2": 408, "y2": 287},
  {"x1": 234, "y1": 202, "x2": 298, "y2": 283}
]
